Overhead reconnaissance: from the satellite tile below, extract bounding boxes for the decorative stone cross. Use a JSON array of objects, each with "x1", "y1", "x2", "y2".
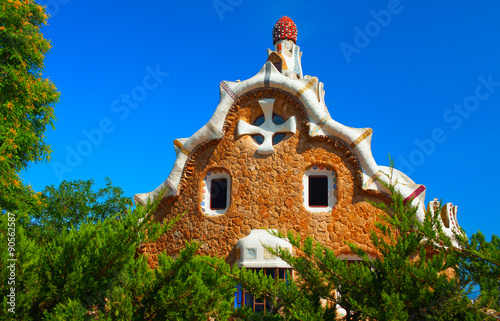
[{"x1": 236, "y1": 99, "x2": 297, "y2": 154}]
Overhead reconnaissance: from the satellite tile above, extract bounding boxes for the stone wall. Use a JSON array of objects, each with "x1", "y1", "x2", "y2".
[{"x1": 139, "y1": 88, "x2": 390, "y2": 267}]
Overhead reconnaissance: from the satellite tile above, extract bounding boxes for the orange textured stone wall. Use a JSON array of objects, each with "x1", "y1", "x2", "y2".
[{"x1": 140, "y1": 88, "x2": 389, "y2": 267}]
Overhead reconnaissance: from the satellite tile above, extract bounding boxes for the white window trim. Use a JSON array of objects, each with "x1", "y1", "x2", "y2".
[
  {"x1": 303, "y1": 166, "x2": 337, "y2": 212},
  {"x1": 201, "y1": 170, "x2": 231, "y2": 216}
]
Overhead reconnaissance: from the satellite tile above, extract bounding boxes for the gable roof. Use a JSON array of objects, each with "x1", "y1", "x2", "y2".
[{"x1": 134, "y1": 60, "x2": 428, "y2": 223}]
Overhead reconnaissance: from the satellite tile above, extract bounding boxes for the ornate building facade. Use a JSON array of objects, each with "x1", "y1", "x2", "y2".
[{"x1": 135, "y1": 17, "x2": 461, "y2": 274}]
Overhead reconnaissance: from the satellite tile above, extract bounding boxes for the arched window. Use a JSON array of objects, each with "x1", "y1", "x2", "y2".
[
  {"x1": 303, "y1": 166, "x2": 337, "y2": 212},
  {"x1": 201, "y1": 169, "x2": 231, "y2": 215}
]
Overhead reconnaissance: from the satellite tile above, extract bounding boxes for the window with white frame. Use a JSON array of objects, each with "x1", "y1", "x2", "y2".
[
  {"x1": 303, "y1": 166, "x2": 337, "y2": 212},
  {"x1": 201, "y1": 170, "x2": 231, "y2": 215}
]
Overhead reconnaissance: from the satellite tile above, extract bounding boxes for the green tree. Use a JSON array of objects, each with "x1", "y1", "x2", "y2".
[
  {"x1": 0, "y1": 184, "x2": 165, "y2": 319},
  {"x1": 137, "y1": 246, "x2": 236, "y2": 320},
  {"x1": 234, "y1": 175, "x2": 499, "y2": 320},
  {"x1": 0, "y1": 0, "x2": 59, "y2": 212},
  {"x1": 454, "y1": 231, "x2": 500, "y2": 319},
  {"x1": 1, "y1": 179, "x2": 237, "y2": 320},
  {"x1": 26, "y1": 178, "x2": 133, "y2": 242}
]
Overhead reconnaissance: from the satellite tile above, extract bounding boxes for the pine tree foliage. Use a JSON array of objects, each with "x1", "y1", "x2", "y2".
[
  {"x1": 1, "y1": 183, "x2": 164, "y2": 319},
  {"x1": 241, "y1": 170, "x2": 499, "y2": 320},
  {"x1": 137, "y1": 245, "x2": 236, "y2": 320},
  {"x1": 0, "y1": 179, "x2": 237, "y2": 320},
  {"x1": 454, "y1": 230, "x2": 500, "y2": 319}
]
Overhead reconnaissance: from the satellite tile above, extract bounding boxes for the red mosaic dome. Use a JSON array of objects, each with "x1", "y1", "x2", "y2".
[{"x1": 272, "y1": 16, "x2": 297, "y2": 44}]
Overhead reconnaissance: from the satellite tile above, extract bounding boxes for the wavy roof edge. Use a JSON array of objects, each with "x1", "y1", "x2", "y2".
[{"x1": 134, "y1": 61, "x2": 427, "y2": 219}]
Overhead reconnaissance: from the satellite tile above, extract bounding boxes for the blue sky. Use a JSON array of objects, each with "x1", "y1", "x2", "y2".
[{"x1": 22, "y1": 0, "x2": 500, "y2": 240}]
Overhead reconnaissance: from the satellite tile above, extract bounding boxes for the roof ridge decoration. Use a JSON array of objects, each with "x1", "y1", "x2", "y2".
[
  {"x1": 272, "y1": 16, "x2": 297, "y2": 44},
  {"x1": 268, "y1": 16, "x2": 302, "y2": 80},
  {"x1": 134, "y1": 17, "x2": 461, "y2": 245}
]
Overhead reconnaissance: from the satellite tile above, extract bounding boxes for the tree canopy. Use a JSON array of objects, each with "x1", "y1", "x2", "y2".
[
  {"x1": 0, "y1": 0, "x2": 59, "y2": 212},
  {"x1": 26, "y1": 178, "x2": 133, "y2": 241},
  {"x1": 1, "y1": 179, "x2": 237, "y2": 319}
]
